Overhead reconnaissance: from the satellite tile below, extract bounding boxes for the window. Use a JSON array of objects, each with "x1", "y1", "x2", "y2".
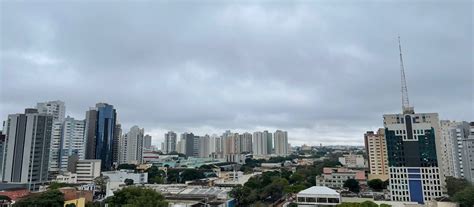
[
  {"x1": 328, "y1": 198, "x2": 339, "y2": 203},
  {"x1": 317, "y1": 198, "x2": 327, "y2": 203},
  {"x1": 297, "y1": 197, "x2": 305, "y2": 202},
  {"x1": 307, "y1": 197, "x2": 316, "y2": 202}
]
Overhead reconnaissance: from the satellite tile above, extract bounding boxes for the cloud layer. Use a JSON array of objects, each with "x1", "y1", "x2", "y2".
[{"x1": 1, "y1": 1, "x2": 472, "y2": 146}]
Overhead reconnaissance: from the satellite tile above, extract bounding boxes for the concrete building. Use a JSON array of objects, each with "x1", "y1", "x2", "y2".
[
  {"x1": 113, "y1": 123, "x2": 122, "y2": 165},
  {"x1": 103, "y1": 170, "x2": 148, "y2": 197},
  {"x1": 384, "y1": 112, "x2": 443, "y2": 204},
  {"x1": 252, "y1": 131, "x2": 271, "y2": 155},
  {"x1": 49, "y1": 121, "x2": 63, "y2": 176},
  {"x1": 460, "y1": 122, "x2": 474, "y2": 183},
  {"x1": 73, "y1": 160, "x2": 101, "y2": 183},
  {"x1": 36, "y1": 100, "x2": 66, "y2": 122},
  {"x1": 59, "y1": 117, "x2": 86, "y2": 171},
  {"x1": 54, "y1": 172, "x2": 78, "y2": 184},
  {"x1": 199, "y1": 135, "x2": 211, "y2": 158},
  {"x1": 240, "y1": 132, "x2": 252, "y2": 153},
  {"x1": 182, "y1": 133, "x2": 198, "y2": 157},
  {"x1": 143, "y1": 134, "x2": 152, "y2": 151},
  {"x1": 364, "y1": 129, "x2": 389, "y2": 181},
  {"x1": 164, "y1": 131, "x2": 177, "y2": 154},
  {"x1": 439, "y1": 120, "x2": 472, "y2": 181},
  {"x1": 84, "y1": 103, "x2": 117, "y2": 170},
  {"x1": 296, "y1": 186, "x2": 341, "y2": 206},
  {"x1": 274, "y1": 130, "x2": 288, "y2": 155},
  {"x1": 2, "y1": 109, "x2": 53, "y2": 190},
  {"x1": 120, "y1": 126, "x2": 144, "y2": 164},
  {"x1": 316, "y1": 167, "x2": 366, "y2": 189},
  {"x1": 338, "y1": 153, "x2": 366, "y2": 168}
]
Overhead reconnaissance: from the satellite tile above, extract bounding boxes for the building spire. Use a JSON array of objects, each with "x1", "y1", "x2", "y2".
[{"x1": 398, "y1": 36, "x2": 414, "y2": 114}]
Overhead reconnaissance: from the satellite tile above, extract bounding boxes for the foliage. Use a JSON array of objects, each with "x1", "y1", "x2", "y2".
[
  {"x1": 367, "y1": 179, "x2": 386, "y2": 191},
  {"x1": 117, "y1": 164, "x2": 137, "y2": 171},
  {"x1": 379, "y1": 204, "x2": 392, "y2": 207},
  {"x1": 13, "y1": 190, "x2": 64, "y2": 207},
  {"x1": 94, "y1": 176, "x2": 108, "y2": 195},
  {"x1": 48, "y1": 181, "x2": 76, "y2": 190},
  {"x1": 344, "y1": 179, "x2": 360, "y2": 193},
  {"x1": 106, "y1": 186, "x2": 168, "y2": 207},
  {"x1": 146, "y1": 166, "x2": 166, "y2": 184},
  {"x1": 124, "y1": 178, "x2": 134, "y2": 185},
  {"x1": 167, "y1": 169, "x2": 205, "y2": 183},
  {"x1": 337, "y1": 201, "x2": 379, "y2": 207},
  {"x1": 85, "y1": 201, "x2": 102, "y2": 207},
  {"x1": 360, "y1": 201, "x2": 379, "y2": 207},
  {"x1": 446, "y1": 176, "x2": 470, "y2": 197},
  {"x1": 0, "y1": 195, "x2": 11, "y2": 202},
  {"x1": 453, "y1": 186, "x2": 474, "y2": 207},
  {"x1": 65, "y1": 204, "x2": 77, "y2": 207}
]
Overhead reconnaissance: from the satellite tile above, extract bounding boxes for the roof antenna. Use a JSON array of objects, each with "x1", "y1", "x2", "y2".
[{"x1": 399, "y1": 36, "x2": 414, "y2": 114}]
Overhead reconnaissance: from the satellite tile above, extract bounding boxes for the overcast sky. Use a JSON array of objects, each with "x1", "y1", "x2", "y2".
[{"x1": 1, "y1": 1, "x2": 472, "y2": 146}]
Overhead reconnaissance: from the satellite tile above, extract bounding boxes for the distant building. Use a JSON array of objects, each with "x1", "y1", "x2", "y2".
[
  {"x1": 59, "y1": 117, "x2": 86, "y2": 171},
  {"x1": 49, "y1": 121, "x2": 63, "y2": 176},
  {"x1": 338, "y1": 153, "x2": 365, "y2": 168},
  {"x1": 439, "y1": 120, "x2": 472, "y2": 182},
  {"x1": 143, "y1": 134, "x2": 152, "y2": 151},
  {"x1": 316, "y1": 167, "x2": 366, "y2": 189},
  {"x1": 113, "y1": 124, "x2": 122, "y2": 165},
  {"x1": 252, "y1": 131, "x2": 272, "y2": 155},
  {"x1": 364, "y1": 129, "x2": 389, "y2": 181},
  {"x1": 274, "y1": 130, "x2": 288, "y2": 155},
  {"x1": 199, "y1": 135, "x2": 211, "y2": 158},
  {"x1": 36, "y1": 100, "x2": 66, "y2": 122},
  {"x1": 104, "y1": 170, "x2": 148, "y2": 197},
  {"x1": 240, "y1": 132, "x2": 253, "y2": 153},
  {"x1": 73, "y1": 160, "x2": 101, "y2": 183},
  {"x1": 2, "y1": 109, "x2": 53, "y2": 190},
  {"x1": 164, "y1": 131, "x2": 177, "y2": 154},
  {"x1": 84, "y1": 103, "x2": 117, "y2": 170},
  {"x1": 182, "y1": 133, "x2": 198, "y2": 157},
  {"x1": 120, "y1": 126, "x2": 144, "y2": 164}
]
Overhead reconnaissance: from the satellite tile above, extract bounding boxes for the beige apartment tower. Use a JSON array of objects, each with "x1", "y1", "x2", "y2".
[{"x1": 364, "y1": 128, "x2": 389, "y2": 181}]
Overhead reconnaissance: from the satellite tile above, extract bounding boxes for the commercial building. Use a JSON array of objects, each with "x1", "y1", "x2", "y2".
[
  {"x1": 59, "y1": 117, "x2": 86, "y2": 171},
  {"x1": 36, "y1": 100, "x2": 66, "y2": 122},
  {"x1": 73, "y1": 160, "x2": 101, "y2": 183},
  {"x1": 296, "y1": 186, "x2": 341, "y2": 206},
  {"x1": 104, "y1": 170, "x2": 148, "y2": 197},
  {"x1": 460, "y1": 123, "x2": 474, "y2": 183},
  {"x1": 84, "y1": 103, "x2": 117, "y2": 170},
  {"x1": 120, "y1": 126, "x2": 144, "y2": 164},
  {"x1": 338, "y1": 153, "x2": 366, "y2": 168},
  {"x1": 2, "y1": 109, "x2": 53, "y2": 190},
  {"x1": 181, "y1": 133, "x2": 198, "y2": 157},
  {"x1": 274, "y1": 130, "x2": 288, "y2": 155},
  {"x1": 164, "y1": 131, "x2": 177, "y2": 154},
  {"x1": 364, "y1": 129, "x2": 389, "y2": 181},
  {"x1": 113, "y1": 124, "x2": 122, "y2": 165},
  {"x1": 143, "y1": 134, "x2": 152, "y2": 151},
  {"x1": 316, "y1": 167, "x2": 366, "y2": 189}
]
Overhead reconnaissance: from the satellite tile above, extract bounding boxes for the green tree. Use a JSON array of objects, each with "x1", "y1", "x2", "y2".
[
  {"x1": 106, "y1": 186, "x2": 168, "y2": 207},
  {"x1": 261, "y1": 178, "x2": 289, "y2": 202},
  {"x1": 124, "y1": 178, "x2": 134, "y2": 185},
  {"x1": 453, "y1": 186, "x2": 474, "y2": 207},
  {"x1": 48, "y1": 181, "x2": 76, "y2": 190},
  {"x1": 344, "y1": 179, "x2": 360, "y2": 193},
  {"x1": 146, "y1": 166, "x2": 166, "y2": 184},
  {"x1": 367, "y1": 179, "x2": 385, "y2": 191},
  {"x1": 284, "y1": 184, "x2": 306, "y2": 194},
  {"x1": 94, "y1": 176, "x2": 108, "y2": 195},
  {"x1": 446, "y1": 176, "x2": 470, "y2": 197},
  {"x1": 379, "y1": 204, "x2": 392, "y2": 207},
  {"x1": 360, "y1": 201, "x2": 378, "y2": 207},
  {"x1": 65, "y1": 204, "x2": 77, "y2": 207},
  {"x1": 14, "y1": 190, "x2": 64, "y2": 207}
]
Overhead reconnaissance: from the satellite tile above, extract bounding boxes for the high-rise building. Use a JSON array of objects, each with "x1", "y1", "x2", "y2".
[
  {"x1": 120, "y1": 126, "x2": 144, "y2": 164},
  {"x1": 59, "y1": 116, "x2": 86, "y2": 171},
  {"x1": 84, "y1": 103, "x2": 117, "y2": 170},
  {"x1": 113, "y1": 124, "x2": 122, "y2": 164},
  {"x1": 49, "y1": 121, "x2": 63, "y2": 176},
  {"x1": 252, "y1": 131, "x2": 272, "y2": 155},
  {"x1": 364, "y1": 129, "x2": 389, "y2": 181},
  {"x1": 265, "y1": 130, "x2": 273, "y2": 154},
  {"x1": 440, "y1": 121, "x2": 474, "y2": 183},
  {"x1": 164, "y1": 131, "x2": 177, "y2": 154},
  {"x1": 0, "y1": 132, "x2": 6, "y2": 180},
  {"x1": 224, "y1": 133, "x2": 241, "y2": 156},
  {"x1": 199, "y1": 135, "x2": 211, "y2": 158},
  {"x1": 274, "y1": 130, "x2": 288, "y2": 155},
  {"x1": 36, "y1": 100, "x2": 66, "y2": 122},
  {"x1": 181, "y1": 133, "x2": 197, "y2": 157},
  {"x1": 2, "y1": 109, "x2": 53, "y2": 190},
  {"x1": 240, "y1": 132, "x2": 252, "y2": 153},
  {"x1": 384, "y1": 39, "x2": 443, "y2": 204},
  {"x1": 143, "y1": 134, "x2": 152, "y2": 151}
]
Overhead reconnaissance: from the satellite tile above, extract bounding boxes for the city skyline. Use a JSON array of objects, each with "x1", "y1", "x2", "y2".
[{"x1": 1, "y1": 2, "x2": 472, "y2": 146}]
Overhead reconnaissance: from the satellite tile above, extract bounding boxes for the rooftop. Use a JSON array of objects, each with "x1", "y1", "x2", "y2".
[{"x1": 298, "y1": 186, "x2": 339, "y2": 196}]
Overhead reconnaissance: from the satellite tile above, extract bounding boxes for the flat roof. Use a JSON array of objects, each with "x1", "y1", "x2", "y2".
[{"x1": 297, "y1": 186, "x2": 339, "y2": 196}]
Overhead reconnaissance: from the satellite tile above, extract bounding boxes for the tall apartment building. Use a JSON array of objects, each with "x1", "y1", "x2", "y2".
[
  {"x1": 49, "y1": 121, "x2": 64, "y2": 175},
  {"x1": 439, "y1": 120, "x2": 471, "y2": 179},
  {"x1": 0, "y1": 133, "x2": 5, "y2": 179},
  {"x1": 59, "y1": 117, "x2": 86, "y2": 171},
  {"x1": 143, "y1": 134, "x2": 152, "y2": 151},
  {"x1": 274, "y1": 130, "x2": 289, "y2": 155},
  {"x1": 384, "y1": 113, "x2": 443, "y2": 203},
  {"x1": 164, "y1": 131, "x2": 177, "y2": 154},
  {"x1": 198, "y1": 135, "x2": 211, "y2": 158},
  {"x1": 252, "y1": 131, "x2": 272, "y2": 155},
  {"x1": 2, "y1": 109, "x2": 53, "y2": 190},
  {"x1": 120, "y1": 126, "x2": 144, "y2": 164},
  {"x1": 181, "y1": 133, "x2": 198, "y2": 157},
  {"x1": 113, "y1": 124, "x2": 122, "y2": 164},
  {"x1": 240, "y1": 132, "x2": 253, "y2": 153},
  {"x1": 364, "y1": 129, "x2": 389, "y2": 181},
  {"x1": 223, "y1": 133, "x2": 241, "y2": 155},
  {"x1": 36, "y1": 100, "x2": 66, "y2": 122},
  {"x1": 84, "y1": 103, "x2": 117, "y2": 170},
  {"x1": 461, "y1": 123, "x2": 474, "y2": 183}
]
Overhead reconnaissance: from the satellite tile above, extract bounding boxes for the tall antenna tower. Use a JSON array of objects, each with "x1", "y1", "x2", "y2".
[{"x1": 398, "y1": 36, "x2": 414, "y2": 114}]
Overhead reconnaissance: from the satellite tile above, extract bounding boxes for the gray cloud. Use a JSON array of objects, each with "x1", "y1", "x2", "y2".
[{"x1": 1, "y1": 1, "x2": 473, "y2": 146}]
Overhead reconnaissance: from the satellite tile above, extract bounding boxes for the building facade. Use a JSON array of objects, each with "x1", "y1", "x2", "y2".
[
  {"x1": 36, "y1": 100, "x2": 66, "y2": 122},
  {"x1": 2, "y1": 109, "x2": 53, "y2": 190},
  {"x1": 164, "y1": 131, "x2": 177, "y2": 154},
  {"x1": 143, "y1": 134, "x2": 152, "y2": 151},
  {"x1": 384, "y1": 112, "x2": 443, "y2": 203},
  {"x1": 120, "y1": 126, "x2": 144, "y2": 164},
  {"x1": 274, "y1": 130, "x2": 288, "y2": 155},
  {"x1": 364, "y1": 129, "x2": 389, "y2": 180},
  {"x1": 59, "y1": 117, "x2": 86, "y2": 171}
]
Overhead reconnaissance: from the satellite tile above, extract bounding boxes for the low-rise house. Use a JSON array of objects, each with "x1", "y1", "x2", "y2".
[
  {"x1": 296, "y1": 186, "x2": 341, "y2": 206},
  {"x1": 316, "y1": 167, "x2": 366, "y2": 189}
]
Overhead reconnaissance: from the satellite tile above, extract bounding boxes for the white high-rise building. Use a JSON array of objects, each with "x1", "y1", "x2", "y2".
[
  {"x1": 59, "y1": 117, "x2": 86, "y2": 171},
  {"x1": 198, "y1": 135, "x2": 211, "y2": 158},
  {"x1": 440, "y1": 120, "x2": 470, "y2": 178},
  {"x1": 164, "y1": 131, "x2": 177, "y2": 154},
  {"x1": 120, "y1": 126, "x2": 144, "y2": 164},
  {"x1": 37, "y1": 100, "x2": 66, "y2": 122},
  {"x1": 252, "y1": 131, "x2": 267, "y2": 155},
  {"x1": 240, "y1": 132, "x2": 252, "y2": 153},
  {"x1": 274, "y1": 130, "x2": 288, "y2": 155},
  {"x1": 49, "y1": 121, "x2": 63, "y2": 175}
]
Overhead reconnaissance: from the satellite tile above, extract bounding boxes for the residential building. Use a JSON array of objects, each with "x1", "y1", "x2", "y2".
[
  {"x1": 120, "y1": 126, "x2": 144, "y2": 164},
  {"x1": 240, "y1": 132, "x2": 252, "y2": 153},
  {"x1": 49, "y1": 121, "x2": 63, "y2": 176},
  {"x1": 338, "y1": 153, "x2": 366, "y2": 168},
  {"x1": 59, "y1": 117, "x2": 86, "y2": 171},
  {"x1": 36, "y1": 100, "x2": 66, "y2": 122},
  {"x1": 439, "y1": 120, "x2": 471, "y2": 180},
  {"x1": 0, "y1": 133, "x2": 5, "y2": 179},
  {"x1": 113, "y1": 123, "x2": 122, "y2": 165},
  {"x1": 264, "y1": 130, "x2": 273, "y2": 154},
  {"x1": 296, "y1": 186, "x2": 341, "y2": 206},
  {"x1": 252, "y1": 131, "x2": 268, "y2": 155},
  {"x1": 199, "y1": 135, "x2": 211, "y2": 158},
  {"x1": 2, "y1": 109, "x2": 53, "y2": 190},
  {"x1": 460, "y1": 122, "x2": 474, "y2": 183},
  {"x1": 143, "y1": 134, "x2": 152, "y2": 151},
  {"x1": 54, "y1": 172, "x2": 78, "y2": 184},
  {"x1": 84, "y1": 103, "x2": 117, "y2": 170},
  {"x1": 274, "y1": 130, "x2": 288, "y2": 155},
  {"x1": 316, "y1": 167, "x2": 366, "y2": 189},
  {"x1": 164, "y1": 131, "x2": 177, "y2": 154},
  {"x1": 72, "y1": 160, "x2": 101, "y2": 183},
  {"x1": 364, "y1": 129, "x2": 389, "y2": 181},
  {"x1": 182, "y1": 133, "x2": 198, "y2": 157},
  {"x1": 384, "y1": 112, "x2": 443, "y2": 203}
]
